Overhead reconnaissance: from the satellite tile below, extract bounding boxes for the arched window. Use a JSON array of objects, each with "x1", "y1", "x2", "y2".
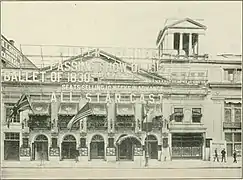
[
  {"x1": 91, "y1": 135, "x2": 104, "y2": 142},
  {"x1": 145, "y1": 135, "x2": 157, "y2": 142},
  {"x1": 63, "y1": 135, "x2": 76, "y2": 142},
  {"x1": 35, "y1": 134, "x2": 48, "y2": 141}
]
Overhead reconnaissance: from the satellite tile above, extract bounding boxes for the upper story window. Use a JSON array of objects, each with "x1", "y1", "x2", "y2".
[
  {"x1": 183, "y1": 33, "x2": 189, "y2": 56},
  {"x1": 192, "y1": 33, "x2": 199, "y2": 55},
  {"x1": 173, "y1": 33, "x2": 180, "y2": 53},
  {"x1": 5, "y1": 104, "x2": 20, "y2": 123},
  {"x1": 192, "y1": 108, "x2": 202, "y2": 123},
  {"x1": 224, "y1": 69, "x2": 242, "y2": 82},
  {"x1": 174, "y1": 108, "x2": 184, "y2": 122},
  {"x1": 224, "y1": 103, "x2": 241, "y2": 122}
]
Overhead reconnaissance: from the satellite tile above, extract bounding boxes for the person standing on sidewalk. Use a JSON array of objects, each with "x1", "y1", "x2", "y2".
[
  {"x1": 40, "y1": 151, "x2": 44, "y2": 166},
  {"x1": 233, "y1": 150, "x2": 237, "y2": 163},
  {"x1": 221, "y1": 148, "x2": 226, "y2": 162},
  {"x1": 213, "y1": 148, "x2": 219, "y2": 162}
]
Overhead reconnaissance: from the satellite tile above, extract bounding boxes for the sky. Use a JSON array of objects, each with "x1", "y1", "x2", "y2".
[{"x1": 1, "y1": 1, "x2": 242, "y2": 60}]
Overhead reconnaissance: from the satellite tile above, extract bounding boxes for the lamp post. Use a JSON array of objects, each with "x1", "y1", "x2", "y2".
[{"x1": 145, "y1": 101, "x2": 149, "y2": 167}]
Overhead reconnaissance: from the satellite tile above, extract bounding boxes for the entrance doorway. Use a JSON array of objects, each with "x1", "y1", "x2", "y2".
[
  {"x1": 32, "y1": 134, "x2": 49, "y2": 161},
  {"x1": 172, "y1": 133, "x2": 203, "y2": 159},
  {"x1": 117, "y1": 135, "x2": 142, "y2": 161},
  {"x1": 90, "y1": 135, "x2": 105, "y2": 159},
  {"x1": 61, "y1": 135, "x2": 77, "y2": 160},
  {"x1": 4, "y1": 133, "x2": 20, "y2": 161},
  {"x1": 145, "y1": 135, "x2": 158, "y2": 159}
]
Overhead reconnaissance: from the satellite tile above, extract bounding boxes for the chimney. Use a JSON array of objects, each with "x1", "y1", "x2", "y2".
[{"x1": 9, "y1": 40, "x2": 15, "y2": 46}]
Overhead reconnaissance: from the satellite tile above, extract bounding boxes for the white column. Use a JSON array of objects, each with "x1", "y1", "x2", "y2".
[
  {"x1": 179, "y1": 33, "x2": 183, "y2": 50},
  {"x1": 189, "y1": 33, "x2": 192, "y2": 56}
]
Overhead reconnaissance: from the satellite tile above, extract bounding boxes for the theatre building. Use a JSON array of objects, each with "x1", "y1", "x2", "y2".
[{"x1": 1, "y1": 18, "x2": 242, "y2": 165}]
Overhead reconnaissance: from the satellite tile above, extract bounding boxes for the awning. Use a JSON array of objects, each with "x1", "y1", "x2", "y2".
[
  {"x1": 192, "y1": 112, "x2": 202, "y2": 117},
  {"x1": 116, "y1": 104, "x2": 134, "y2": 116},
  {"x1": 90, "y1": 103, "x2": 107, "y2": 116},
  {"x1": 225, "y1": 99, "x2": 241, "y2": 104},
  {"x1": 58, "y1": 103, "x2": 78, "y2": 116},
  {"x1": 116, "y1": 135, "x2": 142, "y2": 145},
  {"x1": 29, "y1": 102, "x2": 50, "y2": 116}
]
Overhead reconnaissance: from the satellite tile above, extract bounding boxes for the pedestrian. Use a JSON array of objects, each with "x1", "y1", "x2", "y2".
[
  {"x1": 233, "y1": 150, "x2": 237, "y2": 163},
  {"x1": 40, "y1": 151, "x2": 44, "y2": 166},
  {"x1": 213, "y1": 148, "x2": 219, "y2": 162},
  {"x1": 221, "y1": 148, "x2": 226, "y2": 162},
  {"x1": 75, "y1": 150, "x2": 79, "y2": 163}
]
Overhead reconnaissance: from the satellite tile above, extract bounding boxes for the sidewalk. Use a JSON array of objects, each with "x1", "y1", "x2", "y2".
[{"x1": 2, "y1": 159, "x2": 241, "y2": 169}]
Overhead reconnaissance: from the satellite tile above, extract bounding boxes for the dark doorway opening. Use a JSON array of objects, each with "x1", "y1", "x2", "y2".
[
  {"x1": 90, "y1": 135, "x2": 105, "y2": 159},
  {"x1": 33, "y1": 134, "x2": 49, "y2": 161},
  {"x1": 61, "y1": 135, "x2": 77, "y2": 160},
  {"x1": 145, "y1": 135, "x2": 158, "y2": 159},
  {"x1": 117, "y1": 135, "x2": 141, "y2": 161}
]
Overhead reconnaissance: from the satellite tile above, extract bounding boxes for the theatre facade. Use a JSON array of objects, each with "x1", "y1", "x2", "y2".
[{"x1": 1, "y1": 18, "x2": 242, "y2": 164}]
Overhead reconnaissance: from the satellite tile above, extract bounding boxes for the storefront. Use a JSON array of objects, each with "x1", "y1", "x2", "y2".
[
  {"x1": 4, "y1": 132, "x2": 20, "y2": 161},
  {"x1": 171, "y1": 133, "x2": 203, "y2": 159}
]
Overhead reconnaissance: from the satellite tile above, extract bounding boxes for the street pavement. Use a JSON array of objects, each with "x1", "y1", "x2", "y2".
[
  {"x1": 2, "y1": 159, "x2": 242, "y2": 169},
  {"x1": 1, "y1": 167, "x2": 242, "y2": 179}
]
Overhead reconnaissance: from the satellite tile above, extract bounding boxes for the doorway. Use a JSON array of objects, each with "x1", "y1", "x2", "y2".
[
  {"x1": 145, "y1": 135, "x2": 158, "y2": 159},
  {"x1": 117, "y1": 135, "x2": 142, "y2": 161},
  {"x1": 90, "y1": 135, "x2": 105, "y2": 159},
  {"x1": 4, "y1": 132, "x2": 20, "y2": 161},
  {"x1": 33, "y1": 134, "x2": 49, "y2": 161},
  {"x1": 61, "y1": 135, "x2": 77, "y2": 159}
]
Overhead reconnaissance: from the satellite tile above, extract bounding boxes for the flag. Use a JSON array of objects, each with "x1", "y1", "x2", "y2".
[
  {"x1": 7, "y1": 94, "x2": 33, "y2": 128},
  {"x1": 67, "y1": 102, "x2": 93, "y2": 130}
]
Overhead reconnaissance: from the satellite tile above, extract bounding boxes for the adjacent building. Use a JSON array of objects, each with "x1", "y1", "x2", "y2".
[{"x1": 1, "y1": 18, "x2": 241, "y2": 165}]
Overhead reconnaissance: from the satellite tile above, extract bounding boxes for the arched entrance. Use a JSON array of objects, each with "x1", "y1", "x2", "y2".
[
  {"x1": 117, "y1": 135, "x2": 142, "y2": 161},
  {"x1": 32, "y1": 134, "x2": 48, "y2": 161},
  {"x1": 61, "y1": 135, "x2": 77, "y2": 160},
  {"x1": 90, "y1": 135, "x2": 105, "y2": 159},
  {"x1": 145, "y1": 135, "x2": 158, "y2": 159}
]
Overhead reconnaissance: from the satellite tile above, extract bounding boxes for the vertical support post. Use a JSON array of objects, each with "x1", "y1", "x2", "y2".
[{"x1": 179, "y1": 33, "x2": 183, "y2": 51}]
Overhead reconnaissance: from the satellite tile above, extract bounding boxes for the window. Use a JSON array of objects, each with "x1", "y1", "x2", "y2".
[
  {"x1": 225, "y1": 132, "x2": 241, "y2": 156},
  {"x1": 5, "y1": 105, "x2": 20, "y2": 123},
  {"x1": 52, "y1": 138, "x2": 57, "y2": 148},
  {"x1": 80, "y1": 138, "x2": 86, "y2": 148},
  {"x1": 22, "y1": 138, "x2": 29, "y2": 148},
  {"x1": 108, "y1": 138, "x2": 114, "y2": 148},
  {"x1": 192, "y1": 108, "x2": 202, "y2": 123},
  {"x1": 224, "y1": 103, "x2": 241, "y2": 123},
  {"x1": 183, "y1": 33, "x2": 189, "y2": 56},
  {"x1": 5, "y1": 133, "x2": 19, "y2": 140},
  {"x1": 173, "y1": 33, "x2": 180, "y2": 52},
  {"x1": 234, "y1": 108, "x2": 241, "y2": 122},
  {"x1": 174, "y1": 108, "x2": 183, "y2": 122},
  {"x1": 192, "y1": 33, "x2": 198, "y2": 55},
  {"x1": 224, "y1": 69, "x2": 242, "y2": 82}
]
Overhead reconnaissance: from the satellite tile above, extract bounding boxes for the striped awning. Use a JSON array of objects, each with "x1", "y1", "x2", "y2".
[
  {"x1": 29, "y1": 102, "x2": 50, "y2": 115},
  {"x1": 58, "y1": 103, "x2": 78, "y2": 116},
  {"x1": 116, "y1": 135, "x2": 142, "y2": 145},
  {"x1": 225, "y1": 99, "x2": 241, "y2": 104},
  {"x1": 90, "y1": 103, "x2": 107, "y2": 116},
  {"x1": 116, "y1": 104, "x2": 134, "y2": 116}
]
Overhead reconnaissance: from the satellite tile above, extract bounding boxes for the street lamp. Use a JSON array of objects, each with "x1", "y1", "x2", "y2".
[{"x1": 145, "y1": 101, "x2": 149, "y2": 167}]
